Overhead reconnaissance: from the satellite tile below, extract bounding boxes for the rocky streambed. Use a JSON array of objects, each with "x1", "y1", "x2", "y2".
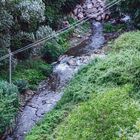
[{"x1": 6, "y1": 21, "x2": 106, "y2": 140}]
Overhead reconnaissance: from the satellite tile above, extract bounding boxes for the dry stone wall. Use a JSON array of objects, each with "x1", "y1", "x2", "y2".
[{"x1": 73, "y1": 0, "x2": 109, "y2": 21}]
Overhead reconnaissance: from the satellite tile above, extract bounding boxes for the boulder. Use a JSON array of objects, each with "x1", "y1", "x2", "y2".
[{"x1": 73, "y1": 0, "x2": 108, "y2": 21}]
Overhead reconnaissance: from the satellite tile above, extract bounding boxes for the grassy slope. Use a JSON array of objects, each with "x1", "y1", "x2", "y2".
[
  {"x1": 26, "y1": 31, "x2": 140, "y2": 140},
  {"x1": 54, "y1": 87, "x2": 140, "y2": 140}
]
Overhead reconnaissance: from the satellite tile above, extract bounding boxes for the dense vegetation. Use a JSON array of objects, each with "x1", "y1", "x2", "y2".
[
  {"x1": 0, "y1": 0, "x2": 80, "y2": 136},
  {"x1": 0, "y1": 81, "x2": 18, "y2": 135},
  {"x1": 0, "y1": 0, "x2": 82, "y2": 90},
  {"x1": 108, "y1": 0, "x2": 140, "y2": 28},
  {"x1": 0, "y1": 0, "x2": 140, "y2": 139},
  {"x1": 54, "y1": 87, "x2": 140, "y2": 140},
  {"x1": 26, "y1": 31, "x2": 140, "y2": 140}
]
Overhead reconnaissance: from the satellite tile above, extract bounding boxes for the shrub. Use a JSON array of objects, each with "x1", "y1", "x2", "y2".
[
  {"x1": 39, "y1": 64, "x2": 53, "y2": 77},
  {"x1": 43, "y1": 0, "x2": 81, "y2": 28},
  {"x1": 42, "y1": 36, "x2": 69, "y2": 63},
  {"x1": 108, "y1": 0, "x2": 140, "y2": 29},
  {"x1": 0, "y1": 48, "x2": 8, "y2": 71},
  {"x1": 13, "y1": 69, "x2": 44, "y2": 89},
  {"x1": 13, "y1": 59, "x2": 52, "y2": 89},
  {"x1": 14, "y1": 80, "x2": 29, "y2": 93},
  {"x1": 54, "y1": 86, "x2": 140, "y2": 140},
  {"x1": 0, "y1": 81, "x2": 19, "y2": 134},
  {"x1": 103, "y1": 23, "x2": 127, "y2": 33}
]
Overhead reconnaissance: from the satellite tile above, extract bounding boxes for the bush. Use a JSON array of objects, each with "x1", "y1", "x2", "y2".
[
  {"x1": 43, "y1": 0, "x2": 81, "y2": 28},
  {"x1": 13, "y1": 69, "x2": 44, "y2": 89},
  {"x1": 108, "y1": 0, "x2": 140, "y2": 29},
  {"x1": 54, "y1": 86, "x2": 140, "y2": 140},
  {"x1": 103, "y1": 23, "x2": 127, "y2": 33},
  {"x1": 39, "y1": 64, "x2": 53, "y2": 77},
  {"x1": 14, "y1": 80, "x2": 29, "y2": 93},
  {"x1": 42, "y1": 35, "x2": 69, "y2": 63},
  {"x1": 0, "y1": 81, "x2": 19, "y2": 134},
  {"x1": 13, "y1": 59, "x2": 52, "y2": 89}
]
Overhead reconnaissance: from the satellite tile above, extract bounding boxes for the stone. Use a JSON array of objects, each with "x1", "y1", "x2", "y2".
[
  {"x1": 87, "y1": 3, "x2": 93, "y2": 9},
  {"x1": 78, "y1": 12, "x2": 84, "y2": 19},
  {"x1": 67, "y1": 59, "x2": 77, "y2": 66},
  {"x1": 96, "y1": 15, "x2": 102, "y2": 21},
  {"x1": 72, "y1": 0, "x2": 106, "y2": 21},
  {"x1": 86, "y1": 8, "x2": 97, "y2": 14}
]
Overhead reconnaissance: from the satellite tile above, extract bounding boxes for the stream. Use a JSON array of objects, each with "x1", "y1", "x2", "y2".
[{"x1": 7, "y1": 20, "x2": 105, "y2": 140}]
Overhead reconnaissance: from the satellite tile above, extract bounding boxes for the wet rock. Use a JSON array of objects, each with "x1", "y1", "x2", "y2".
[
  {"x1": 67, "y1": 59, "x2": 77, "y2": 66},
  {"x1": 7, "y1": 19, "x2": 106, "y2": 140},
  {"x1": 77, "y1": 12, "x2": 84, "y2": 19}
]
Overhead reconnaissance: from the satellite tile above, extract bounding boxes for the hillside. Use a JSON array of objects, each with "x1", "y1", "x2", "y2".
[
  {"x1": 0, "y1": 0, "x2": 140, "y2": 140},
  {"x1": 26, "y1": 31, "x2": 140, "y2": 139}
]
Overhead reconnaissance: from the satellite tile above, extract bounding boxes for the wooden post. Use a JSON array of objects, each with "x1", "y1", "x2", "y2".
[{"x1": 8, "y1": 49, "x2": 12, "y2": 85}]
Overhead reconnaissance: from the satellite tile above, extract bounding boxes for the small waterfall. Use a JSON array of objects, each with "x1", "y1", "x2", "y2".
[{"x1": 89, "y1": 20, "x2": 105, "y2": 49}]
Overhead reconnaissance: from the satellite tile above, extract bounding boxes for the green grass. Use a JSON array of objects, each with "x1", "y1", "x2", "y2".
[
  {"x1": 111, "y1": 31, "x2": 140, "y2": 51},
  {"x1": 0, "y1": 59, "x2": 52, "y2": 90},
  {"x1": 54, "y1": 86, "x2": 140, "y2": 140},
  {"x1": 103, "y1": 23, "x2": 127, "y2": 33},
  {"x1": 26, "y1": 31, "x2": 140, "y2": 140}
]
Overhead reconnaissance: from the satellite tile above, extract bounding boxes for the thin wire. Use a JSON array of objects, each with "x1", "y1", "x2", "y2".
[
  {"x1": 0, "y1": 0, "x2": 119, "y2": 61},
  {"x1": 0, "y1": 0, "x2": 123, "y2": 62},
  {"x1": 12, "y1": 0, "x2": 122, "y2": 55}
]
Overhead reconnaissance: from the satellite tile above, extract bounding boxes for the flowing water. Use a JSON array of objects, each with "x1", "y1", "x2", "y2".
[{"x1": 7, "y1": 21, "x2": 105, "y2": 140}]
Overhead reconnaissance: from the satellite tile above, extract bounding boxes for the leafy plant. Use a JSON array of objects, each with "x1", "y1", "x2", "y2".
[
  {"x1": 108, "y1": 0, "x2": 140, "y2": 29},
  {"x1": 42, "y1": 36, "x2": 69, "y2": 63},
  {"x1": 103, "y1": 23, "x2": 127, "y2": 33},
  {"x1": 0, "y1": 81, "x2": 19, "y2": 134},
  {"x1": 14, "y1": 79, "x2": 29, "y2": 93},
  {"x1": 111, "y1": 31, "x2": 140, "y2": 51},
  {"x1": 13, "y1": 59, "x2": 52, "y2": 89}
]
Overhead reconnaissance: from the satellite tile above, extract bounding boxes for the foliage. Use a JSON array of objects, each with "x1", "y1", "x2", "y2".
[
  {"x1": 43, "y1": 0, "x2": 81, "y2": 28},
  {"x1": 26, "y1": 31, "x2": 140, "y2": 139},
  {"x1": 14, "y1": 79, "x2": 29, "y2": 93},
  {"x1": 0, "y1": 81, "x2": 19, "y2": 134},
  {"x1": 42, "y1": 34, "x2": 69, "y2": 63},
  {"x1": 13, "y1": 69, "x2": 44, "y2": 89},
  {"x1": 108, "y1": 0, "x2": 140, "y2": 29},
  {"x1": 16, "y1": 0, "x2": 45, "y2": 23},
  {"x1": 0, "y1": 48, "x2": 9, "y2": 71},
  {"x1": 54, "y1": 86, "x2": 140, "y2": 140},
  {"x1": 13, "y1": 59, "x2": 52, "y2": 89},
  {"x1": 111, "y1": 31, "x2": 140, "y2": 51},
  {"x1": 39, "y1": 63, "x2": 53, "y2": 77},
  {"x1": 36, "y1": 25, "x2": 54, "y2": 40},
  {"x1": 103, "y1": 22, "x2": 127, "y2": 33}
]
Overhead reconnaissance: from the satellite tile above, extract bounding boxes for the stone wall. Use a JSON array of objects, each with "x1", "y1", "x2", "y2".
[{"x1": 73, "y1": 0, "x2": 109, "y2": 21}]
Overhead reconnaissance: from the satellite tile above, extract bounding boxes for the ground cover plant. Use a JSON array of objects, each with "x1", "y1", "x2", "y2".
[
  {"x1": 0, "y1": 81, "x2": 19, "y2": 135},
  {"x1": 26, "y1": 31, "x2": 140, "y2": 140}
]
